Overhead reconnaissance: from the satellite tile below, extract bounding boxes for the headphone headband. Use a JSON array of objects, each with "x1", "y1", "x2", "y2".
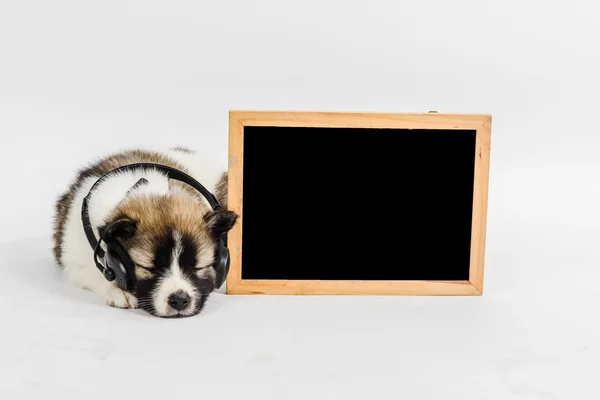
[{"x1": 81, "y1": 162, "x2": 224, "y2": 254}]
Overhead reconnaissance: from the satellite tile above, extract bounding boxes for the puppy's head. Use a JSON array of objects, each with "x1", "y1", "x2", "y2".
[{"x1": 99, "y1": 193, "x2": 237, "y2": 318}]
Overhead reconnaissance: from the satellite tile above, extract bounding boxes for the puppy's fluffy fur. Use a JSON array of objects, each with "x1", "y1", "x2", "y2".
[{"x1": 52, "y1": 147, "x2": 237, "y2": 318}]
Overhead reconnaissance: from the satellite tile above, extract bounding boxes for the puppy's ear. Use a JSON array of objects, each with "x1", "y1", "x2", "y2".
[
  {"x1": 99, "y1": 218, "x2": 137, "y2": 242},
  {"x1": 203, "y1": 209, "x2": 238, "y2": 237}
]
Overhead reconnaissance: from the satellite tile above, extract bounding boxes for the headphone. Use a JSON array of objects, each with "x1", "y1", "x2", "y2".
[{"x1": 81, "y1": 163, "x2": 230, "y2": 291}]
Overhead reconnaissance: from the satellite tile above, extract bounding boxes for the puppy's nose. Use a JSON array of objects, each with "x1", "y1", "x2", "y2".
[{"x1": 167, "y1": 291, "x2": 191, "y2": 311}]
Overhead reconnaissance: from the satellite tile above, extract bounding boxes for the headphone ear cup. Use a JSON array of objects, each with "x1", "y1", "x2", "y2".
[
  {"x1": 214, "y1": 240, "x2": 230, "y2": 289},
  {"x1": 105, "y1": 240, "x2": 136, "y2": 291}
]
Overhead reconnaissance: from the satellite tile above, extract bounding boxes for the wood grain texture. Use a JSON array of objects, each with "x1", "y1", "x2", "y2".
[
  {"x1": 468, "y1": 118, "x2": 492, "y2": 294},
  {"x1": 225, "y1": 113, "x2": 244, "y2": 293},
  {"x1": 227, "y1": 279, "x2": 481, "y2": 296},
  {"x1": 226, "y1": 110, "x2": 492, "y2": 296},
  {"x1": 230, "y1": 110, "x2": 489, "y2": 130}
]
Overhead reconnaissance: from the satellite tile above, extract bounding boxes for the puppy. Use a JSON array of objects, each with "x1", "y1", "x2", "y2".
[{"x1": 52, "y1": 147, "x2": 237, "y2": 318}]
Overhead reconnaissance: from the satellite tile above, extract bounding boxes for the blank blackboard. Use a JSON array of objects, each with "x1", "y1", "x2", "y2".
[{"x1": 226, "y1": 111, "x2": 491, "y2": 295}]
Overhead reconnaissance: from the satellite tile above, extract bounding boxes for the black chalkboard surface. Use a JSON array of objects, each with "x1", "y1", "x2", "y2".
[{"x1": 226, "y1": 111, "x2": 491, "y2": 295}]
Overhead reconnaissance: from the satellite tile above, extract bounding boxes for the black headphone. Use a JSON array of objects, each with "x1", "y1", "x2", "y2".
[{"x1": 81, "y1": 163, "x2": 230, "y2": 291}]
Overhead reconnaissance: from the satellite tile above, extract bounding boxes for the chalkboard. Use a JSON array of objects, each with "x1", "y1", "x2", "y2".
[{"x1": 226, "y1": 111, "x2": 491, "y2": 295}]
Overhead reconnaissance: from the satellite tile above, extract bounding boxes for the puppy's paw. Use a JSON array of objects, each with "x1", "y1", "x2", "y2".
[
  {"x1": 103, "y1": 287, "x2": 138, "y2": 309},
  {"x1": 123, "y1": 291, "x2": 138, "y2": 309}
]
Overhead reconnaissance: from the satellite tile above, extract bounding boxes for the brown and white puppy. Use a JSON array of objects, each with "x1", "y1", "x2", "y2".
[{"x1": 52, "y1": 147, "x2": 237, "y2": 318}]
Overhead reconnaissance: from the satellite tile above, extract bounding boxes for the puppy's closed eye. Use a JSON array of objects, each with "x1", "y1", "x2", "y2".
[
  {"x1": 195, "y1": 264, "x2": 210, "y2": 270},
  {"x1": 135, "y1": 264, "x2": 156, "y2": 279}
]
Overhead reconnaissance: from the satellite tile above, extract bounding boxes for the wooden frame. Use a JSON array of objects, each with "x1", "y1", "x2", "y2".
[{"x1": 226, "y1": 110, "x2": 492, "y2": 295}]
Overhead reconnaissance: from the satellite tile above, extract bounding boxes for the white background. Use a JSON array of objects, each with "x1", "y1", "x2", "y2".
[{"x1": 0, "y1": 1, "x2": 599, "y2": 399}]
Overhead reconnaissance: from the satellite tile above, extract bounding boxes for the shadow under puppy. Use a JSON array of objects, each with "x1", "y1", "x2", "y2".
[{"x1": 52, "y1": 147, "x2": 237, "y2": 318}]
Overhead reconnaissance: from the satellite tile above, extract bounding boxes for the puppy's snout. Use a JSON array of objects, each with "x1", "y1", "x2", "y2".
[{"x1": 168, "y1": 290, "x2": 191, "y2": 311}]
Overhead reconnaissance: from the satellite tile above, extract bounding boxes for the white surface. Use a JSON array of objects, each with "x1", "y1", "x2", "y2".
[
  {"x1": 1, "y1": 228, "x2": 598, "y2": 399},
  {"x1": 1, "y1": 0, "x2": 599, "y2": 398}
]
